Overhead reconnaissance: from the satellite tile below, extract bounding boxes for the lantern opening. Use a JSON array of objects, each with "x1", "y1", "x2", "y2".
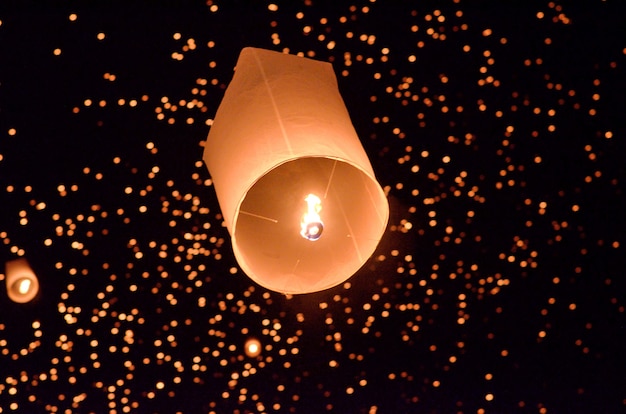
[
  {"x1": 13, "y1": 277, "x2": 32, "y2": 295},
  {"x1": 231, "y1": 156, "x2": 387, "y2": 294}
]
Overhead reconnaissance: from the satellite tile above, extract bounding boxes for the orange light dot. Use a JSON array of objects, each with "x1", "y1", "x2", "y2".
[{"x1": 245, "y1": 338, "x2": 261, "y2": 358}]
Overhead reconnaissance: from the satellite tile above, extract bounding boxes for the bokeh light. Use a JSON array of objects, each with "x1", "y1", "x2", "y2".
[{"x1": 245, "y1": 338, "x2": 262, "y2": 358}]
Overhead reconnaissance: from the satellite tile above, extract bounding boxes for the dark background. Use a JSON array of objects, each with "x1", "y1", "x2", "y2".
[{"x1": 0, "y1": 1, "x2": 625, "y2": 412}]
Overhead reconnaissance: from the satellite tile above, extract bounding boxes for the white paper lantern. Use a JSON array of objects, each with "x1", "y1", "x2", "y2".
[
  {"x1": 203, "y1": 47, "x2": 389, "y2": 294},
  {"x1": 5, "y1": 258, "x2": 39, "y2": 303}
]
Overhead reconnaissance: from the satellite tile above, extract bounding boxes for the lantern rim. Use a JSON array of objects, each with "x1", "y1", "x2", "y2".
[
  {"x1": 230, "y1": 155, "x2": 389, "y2": 294},
  {"x1": 5, "y1": 272, "x2": 39, "y2": 303}
]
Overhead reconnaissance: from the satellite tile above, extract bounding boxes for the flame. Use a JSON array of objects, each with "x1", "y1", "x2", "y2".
[{"x1": 300, "y1": 194, "x2": 324, "y2": 241}]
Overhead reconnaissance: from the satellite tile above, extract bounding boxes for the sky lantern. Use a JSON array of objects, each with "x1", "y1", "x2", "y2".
[
  {"x1": 4, "y1": 258, "x2": 39, "y2": 303},
  {"x1": 203, "y1": 47, "x2": 389, "y2": 294}
]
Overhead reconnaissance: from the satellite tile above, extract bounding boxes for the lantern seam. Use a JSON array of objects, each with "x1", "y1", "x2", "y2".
[{"x1": 250, "y1": 48, "x2": 294, "y2": 156}]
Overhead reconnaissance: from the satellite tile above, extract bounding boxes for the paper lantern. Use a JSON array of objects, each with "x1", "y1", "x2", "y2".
[
  {"x1": 4, "y1": 258, "x2": 39, "y2": 303},
  {"x1": 203, "y1": 47, "x2": 389, "y2": 294}
]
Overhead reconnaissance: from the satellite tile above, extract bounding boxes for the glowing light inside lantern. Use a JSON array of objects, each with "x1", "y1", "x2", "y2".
[
  {"x1": 14, "y1": 277, "x2": 32, "y2": 295},
  {"x1": 300, "y1": 194, "x2": 324, "y2": 241}
]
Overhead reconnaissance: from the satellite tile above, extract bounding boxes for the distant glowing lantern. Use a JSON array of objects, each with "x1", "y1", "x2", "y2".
[
  {"x1": 4, "y1": 258, "x2": 39, "y2": 303},
  {"x1": 203, "y1": 47, "x2": 389, "y2": 294},
  {"x1": 244, "y1": 337, "x2": 262, "y2": 358}
]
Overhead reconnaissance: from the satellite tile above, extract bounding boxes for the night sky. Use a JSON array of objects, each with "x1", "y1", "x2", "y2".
[{"x1": 1, "y1": 1, "x2": 625, "y2": 413}]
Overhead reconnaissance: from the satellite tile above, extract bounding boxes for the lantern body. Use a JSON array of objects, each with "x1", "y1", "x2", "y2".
[
  {"x1": 203, "y1": 47, "x2": 388, "y2": 294},
  {"x1": 5, "y1": 258, "x2": 39, "y2": 303}
]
